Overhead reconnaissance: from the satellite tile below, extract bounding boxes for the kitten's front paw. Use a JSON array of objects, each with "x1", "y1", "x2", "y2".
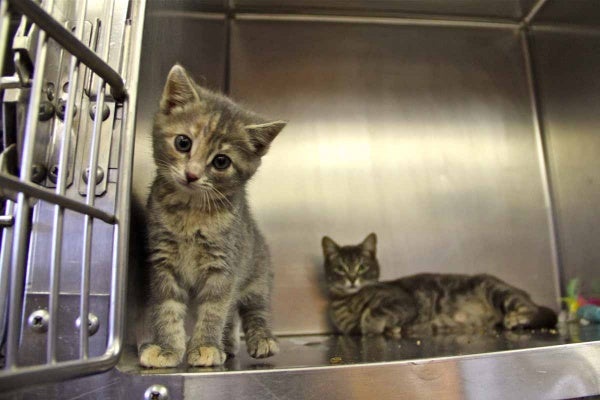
[
  {"x1": 503, "y1": 307, "x2": 535, "y2": 329},
  {"x1": 246, "y1": 336, "x2": 279, "y2": 359},
  {"x1": 187, "y1": 346, "x2": 227, "y2": 367},
  {"x1": 139, "y1": 344, "x2": 183, "y2": 368}
]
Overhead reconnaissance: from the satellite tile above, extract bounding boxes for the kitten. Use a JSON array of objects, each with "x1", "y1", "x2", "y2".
[
  {"x1": 322, "y1": 233, "x2": 557, "y2": 337},
  {"x1": 139, "y1": 64, "x2": 286, "y2": 368}
]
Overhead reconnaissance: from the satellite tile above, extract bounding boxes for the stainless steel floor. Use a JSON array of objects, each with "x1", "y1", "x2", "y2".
[{"x1": 120, "y1": 323, "x2": 600, "y2": 374}]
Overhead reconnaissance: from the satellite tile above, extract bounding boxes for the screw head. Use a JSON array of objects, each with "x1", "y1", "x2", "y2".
[
  {"x1": 28, "y1": 309, "x2": 49, "y2": 333},
  {"x1": 82, "y1": 166, "x2": 104, "y2": 185},
  {"x1": 48, "y1": 164, "x2": 60, "y2": 184},
  {"x1": 144, "y1": 385, "x2": 169, "y2": 400},
  {"x1": 56, "y1": 99, "x2": 77, "y2": 120},
  {"x1": 75, "y1": 313, "x2": 100, "y2": 336},
  {"x1": 89, "y1": 103, "x2": 110, "y2": 121},
  {"x1": 30, "y1": 164, "x2": 47, "y2": 184},
  {"x1": 45, "y1": 82, "x2": 55, "y2": 101},
  {"x1": 38, "y1": 101, "x2": 55, "y2": 121}
]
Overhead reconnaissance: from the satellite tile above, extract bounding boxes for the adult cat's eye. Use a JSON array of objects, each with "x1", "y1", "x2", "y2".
[
  {"x1": 174, "y1": 134, "x2": 192, "y2": 152},
  {"x1": 212, "y1": 154, "x2": 232, "y2": 170}
]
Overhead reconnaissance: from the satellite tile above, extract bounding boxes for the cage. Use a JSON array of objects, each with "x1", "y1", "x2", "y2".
[{"x1": 0, "y1": 0, "x2": 599, "y2": 399}]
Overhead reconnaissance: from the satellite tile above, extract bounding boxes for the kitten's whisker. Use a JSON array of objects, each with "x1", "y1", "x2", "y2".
[{"x1": 208, "y1": 186, "x2": 234, "y2": 209}]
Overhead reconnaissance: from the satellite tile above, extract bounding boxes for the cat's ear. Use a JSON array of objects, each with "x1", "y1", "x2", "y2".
[
  {"x1": 245, "y1": 121, "x2": 287, "y2": 156},
  {"x1": 361, "y1": 233, "x2": 377, "y2": 257},
  {"x1": 160, "y1": 64, "x2": 200, "y2": 114},
  {"x1": 322, "y1": 236, "x2": 340, "y2": 259}
]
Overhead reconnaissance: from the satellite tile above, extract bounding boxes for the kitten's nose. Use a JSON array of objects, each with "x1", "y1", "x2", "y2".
[{"x1": 185, "y1": 171, "x2": 199, "y2": 183}]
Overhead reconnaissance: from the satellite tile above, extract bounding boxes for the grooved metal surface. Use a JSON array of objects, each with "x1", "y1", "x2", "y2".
[
  {"x1": 531, "y1": 0, "x2": 600, "y2": 26},
  {"x1": 232, "y1": 0, "x2": 538, "y2": 20},
  {"x1": 530, "y1": 29, "x2": 600, "y2": 297},
  {"x1": 230, "y1": 19, "x2": 558, "y2": 334}
]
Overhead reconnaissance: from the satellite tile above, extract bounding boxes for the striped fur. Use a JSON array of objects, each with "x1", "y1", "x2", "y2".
[
  {"x1": 140, "y1": 65, "x2": 285, "y2": 368},
  {"x1": 322, "y1": 234, "x2": 557, "y2": 337}
]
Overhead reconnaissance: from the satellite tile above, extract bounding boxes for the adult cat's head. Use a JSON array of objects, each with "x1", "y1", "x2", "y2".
[
  {"x1": 152, "y1": 64, "x2": 286, "y2": 203},
  {"x1": 321, "y1": 233, "x2": 380, "y2": 295}
]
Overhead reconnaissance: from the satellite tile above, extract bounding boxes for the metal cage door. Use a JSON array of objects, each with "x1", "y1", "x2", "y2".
[{"x1": 0, "y1": 0, "x2": 145, "y2": 391}]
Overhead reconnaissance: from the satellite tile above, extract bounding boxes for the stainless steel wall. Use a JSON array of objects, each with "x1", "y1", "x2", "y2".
[
  {"x1": 531, "y1": 27, "x2": 600, "y2": 296},
  {"x1": 230, "y1": 19, "x2": 558, "y2": 334},
  {"x1": 133, "y1": 3, "x2": 569, "y2": 336},
  {"x1": 231, "y1": 0, "x2": 537, "y2": 20},
  {"x1": 132, "y1": 8, "x2": 226, "y2": 199}
]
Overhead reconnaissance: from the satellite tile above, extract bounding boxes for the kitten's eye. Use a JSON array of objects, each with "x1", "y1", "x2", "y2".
[
  {"x1": 174, "y1": 135, "x2": 192, "y2": 152},
  {"x1": 358, "y1": 265, "x2": 369, "y2": 274},
  {"x1": 212, "y1": 154, "x2": 231, "y2": 170}
]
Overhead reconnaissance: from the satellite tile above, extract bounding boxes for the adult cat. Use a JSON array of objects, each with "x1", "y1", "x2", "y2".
[{"x1": 322, "y1": 233, "x2": 557, "y2": 337}]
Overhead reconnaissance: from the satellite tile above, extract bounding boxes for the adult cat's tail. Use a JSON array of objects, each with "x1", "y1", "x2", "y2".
[{"x1": 530, "y1": 306, "x2": 558, "y2": 329}]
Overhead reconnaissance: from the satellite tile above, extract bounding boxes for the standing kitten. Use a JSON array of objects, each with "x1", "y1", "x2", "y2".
[
  {"x1": 322, "y1": 233, "x2": 557, "y2": 337},
  {"x1": 139, "y1": 65, "x2": 286, "y2": 367}
]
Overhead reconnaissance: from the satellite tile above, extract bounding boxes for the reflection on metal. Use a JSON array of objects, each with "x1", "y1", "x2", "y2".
[
  {"x1": 27, "y1": 309, "x2": 50, "y2": 333},
  {"x1": 530, "y1": 29, "x2": 600, "y2": 297},
  {"x1": 230, "y1": 19, "x2": 557, "y2": 334},
  {"x1": 0, "y1": 173, "x2": 116, "y2": 224},
  {"x1": 520, "y1": 30, "x2": 564, "y2": 300},
  {"x1": 9, "y1": 0, "x2": 127, "y2": 101},
  {"x1": 75, "y1": 313, "x2": 100, "y2": 336},
  {"x1": 0, "y1": 0, "x2": 147, "y2": 391},
  {"x1": 1, "y1": 0, "x2": 600, "y2": 398},
  {"x1": 232, "y1": 0, "x2": 539, "y2": 21},
  {"x1": 144, "y1": 385, "x2": 170, "y2": 400}
]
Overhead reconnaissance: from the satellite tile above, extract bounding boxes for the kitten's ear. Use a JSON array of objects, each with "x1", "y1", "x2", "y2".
[
  {"x1": 322, "y1": 236, "x2": 340, "y2": 259},
  {"x1": 160, "y1": 64, "x2": 200, "y2": 114},
  {"x1": 245, "y1": 121, "x2": 287, "y2": 156},
  {"x1": 361, "y1": 233, "x2": 377, "y2": 257}
]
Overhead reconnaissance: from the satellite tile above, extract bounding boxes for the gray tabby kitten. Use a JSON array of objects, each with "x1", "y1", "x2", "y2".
[
  {"x1": 139, "y1": 64, "x2": 286, "y2": 368},
  {"x1": 322, "y1": 233, "x2": 557, "y2": 337}
]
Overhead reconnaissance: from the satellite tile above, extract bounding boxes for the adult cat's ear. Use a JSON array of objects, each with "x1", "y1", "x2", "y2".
[
  {"x1": 245, "y1": 121, "x2": 287, "y2": 156},
  {"x1": 322, "y1": 236, "x2": 339, "y2": 259},
  {"x1": 361, "y1": 233, "x2": 377, "y2": 257},
  {"x1": 160, "y1": 64, "x2": 200, "y2": 114}
]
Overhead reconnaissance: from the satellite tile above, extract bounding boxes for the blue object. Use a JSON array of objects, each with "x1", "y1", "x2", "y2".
[{"x1": 577, "y1": 305, "x2": 600, "y2": 323}]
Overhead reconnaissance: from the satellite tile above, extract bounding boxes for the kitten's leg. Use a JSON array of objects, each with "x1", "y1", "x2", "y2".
[
  {"x1": 239, "y1": 290, "x2": 279, "y2": 359},
  {"x1": 222, "y1": 309, "x2": 241, "y2": 357},
  {"x1": 477, "y1": 274, "x2": 557, "y2": 329},
  {"x1": 139, "y1": 266, "x2": 188, "y2": 368},
  {"x1": 187, "y1": 270, "x2": 234, "y2": 367}
]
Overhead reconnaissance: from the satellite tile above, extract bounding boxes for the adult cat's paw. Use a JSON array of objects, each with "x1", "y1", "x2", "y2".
[
  {"x1": 247, "y1": 336, "x2": 279, "y2": 359},
  {"x1": 187, "y1": 346, "x2": 227, "y2": 367},
  {"x1": 139, "y1": 344, "x2": 183, "y2": 368},
  {"x1": 503, "y1": 307, "x2": 536, "y2": 329}
]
